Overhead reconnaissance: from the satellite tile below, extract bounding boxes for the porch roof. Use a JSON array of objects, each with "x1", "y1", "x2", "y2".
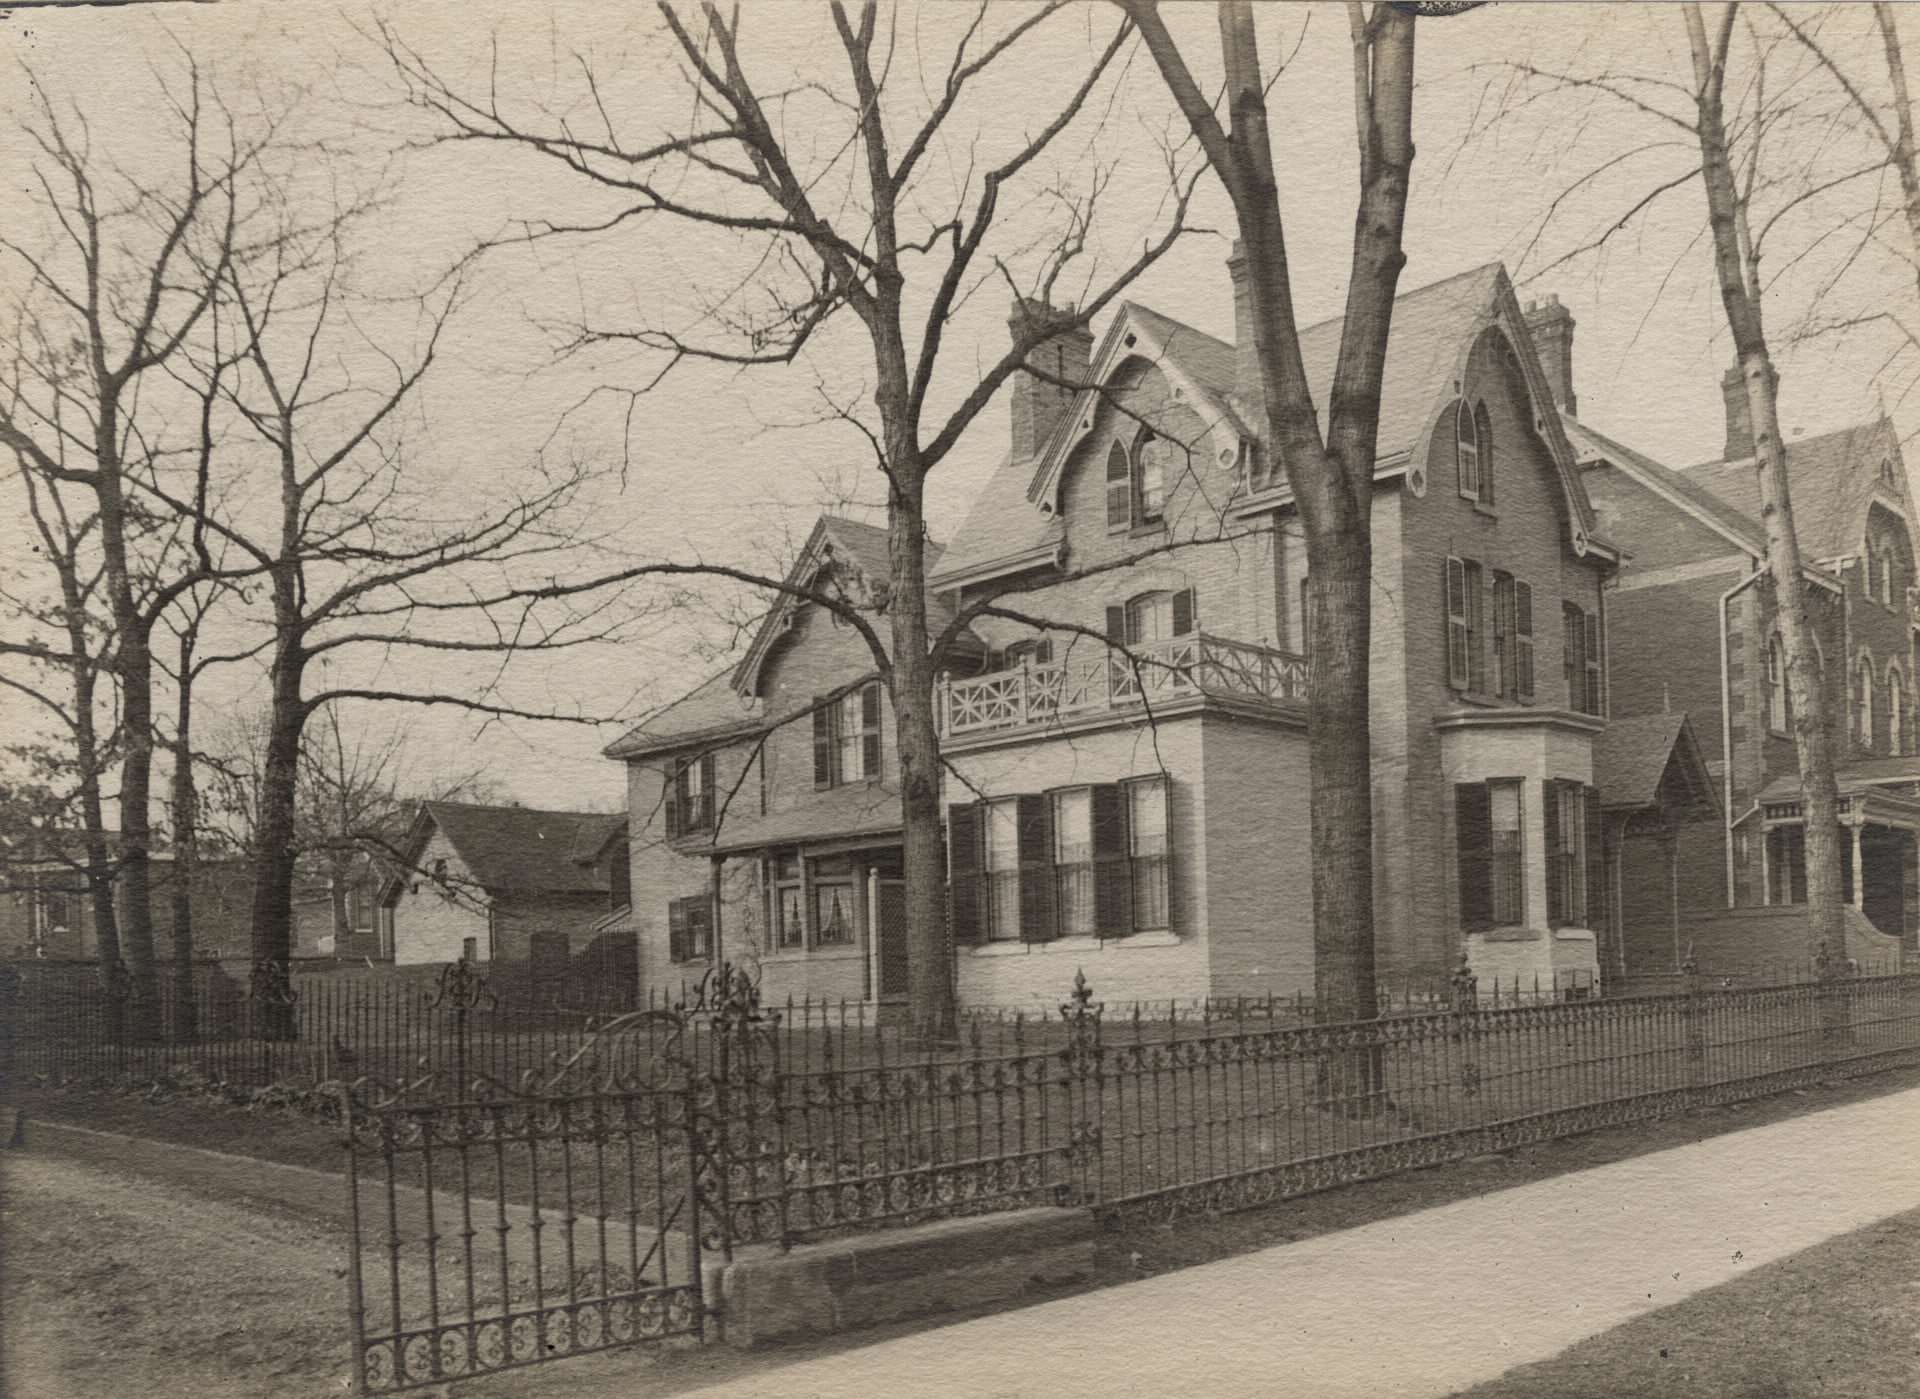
[
  {"x1": 675, "y1": 782, "x2": 903, "y2": 857},
  {"x1": 1754, "y1": 759, "x2": 1920, "y2": 829},
  {"x1": 1594, "y1": 712, "x2": 1719, "y2": 819}
]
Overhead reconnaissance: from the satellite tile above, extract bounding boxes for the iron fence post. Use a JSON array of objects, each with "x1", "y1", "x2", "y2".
[
  {"x1": 1058, "y1": 970, "x2": 1103, "y2": 1208},
  {"x1": 1449, "y1": 955, "x2": 1481, "y2": 1107},
  {"x1": 1683, "y1": 944, "x2": 1706, "y2": 1085}
]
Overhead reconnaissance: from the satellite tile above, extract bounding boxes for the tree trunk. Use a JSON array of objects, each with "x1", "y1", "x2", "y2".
[
  {"x1": 247, "y1": 627, "x2": 307, "y2": 1040},
  {"x1": 885, "y1": 468, "x2": 957, "y2": 1044},
  {"x1": 170, "y1": 633, "x2": 200, "y2": 1044},
  {"x1": 92, "y1": 402, "x2": 161, "y2": 1042},
  {"x1": 1688, "y1": 7, "x2": 1846, "y2": 962},
  {"x1": 1874, "y1": 3, "x2": 1920, "y2": 302}
]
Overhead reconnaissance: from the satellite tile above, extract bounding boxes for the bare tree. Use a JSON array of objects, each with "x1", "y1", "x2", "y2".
[
  {"x1": 1468, "y1": 7, "x2": 1868, "y2": 960},
  {"x1": 164, "y1": 169, "x2": 618, "y2": 1025},
  {"x1": 380, "y1": 1, "x2": 1201, "y2": 1037},
  {"x1": 1119, "y1": 0, "x2": 1421, "y2": 1023},
  {"x1": 0, "y1": 60, "x2": 272, "y2": 1036},
  {"x1": 0, "y1": 438, "x2": 123, "y2": 1011}
]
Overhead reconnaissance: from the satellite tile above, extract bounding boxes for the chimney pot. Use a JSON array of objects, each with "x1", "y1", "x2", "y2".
[
  {"x1": 1007, "y1": 297, "x2": 1093, "y2": 464},
  {"x1": 1228, "y1": 241, "x2": 1258, "y2": 409},
  {"x1": 1522, "y1": 295, "x2": 1578, "y2": 417}
]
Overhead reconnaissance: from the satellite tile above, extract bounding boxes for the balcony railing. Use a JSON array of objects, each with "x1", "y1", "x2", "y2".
[{"x1": 938, "y1": 631, "x2": 1308, "y2": 739}]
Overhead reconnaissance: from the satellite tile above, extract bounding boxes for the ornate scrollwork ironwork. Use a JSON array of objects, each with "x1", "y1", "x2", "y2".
[{"x1": 427, "y1": 955, "x2": 496, "y2": 1012}]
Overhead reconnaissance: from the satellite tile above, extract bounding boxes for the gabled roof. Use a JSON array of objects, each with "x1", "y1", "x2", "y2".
[
  {"x1": 1595, "y1": 712, "x2": 1718, "y2": 817},
  {"x1": 935, "y1": 261, "x2": 1615, "y2": 591},
  {"x1": 387, "y1": 801, "x2": 626, "y2": 902},
  {"x1": 602, "y1": 669, "x2": 762, "y2": 761},
  {"x1": 1683, "y1": 420, "x2": 1904, "y2": 563},
  {"x1": 1567, "y1": 416, "x2": 1765, "y2": 557},
  {"x1": 604, "y1": 513, "x2": 980, "y2": 763}
]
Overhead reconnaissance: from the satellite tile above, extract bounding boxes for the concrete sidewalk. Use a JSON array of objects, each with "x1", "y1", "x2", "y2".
[{"x1": 677, "y1": 1085, "x2": 1920, "y2": 1399}]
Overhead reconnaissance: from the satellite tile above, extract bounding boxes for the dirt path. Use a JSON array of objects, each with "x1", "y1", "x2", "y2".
[{"x1": 1, "y1": 1153, "x2": 356, "y2": 1398}]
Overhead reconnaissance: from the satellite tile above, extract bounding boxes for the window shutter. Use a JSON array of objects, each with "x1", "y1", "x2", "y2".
[
  {"x1": 947, "y1": 803, "x2": 983, "y2": 945},
  {"x1": 813, "y1": 702, "x2": 834, "y2": 789},
  {"x1": 1491, "y1": 575, "x2": 1511, "y2": 698},
  {"x1": 1016, "y1": 793, "x2": 1056, "y2": 943},
  {"x1": 668, "y1": 897, "x2": 688, "y2": 964},
  {"x1": 1090, "y1": 783, "x2": 1132, "y2": 934},
  {"x1": 1515, "y1": 581, "x2": 1535, "y2": 699},
  {"x1": 1106, "y1": 441, "x2": 1131, "y2": 529},
  {"x1": 1035, "y1": 638, "x2": 1054, "y2": 666},
  {"x1": 699, "y1": 753, "x2": 716, "y2": 830},
  {"x1": 1171, "y1": 588, "x2": 1195, "y2": 638},
  {"x1": 1105, "y1": 605, "x2": 1126, "y2": 645},
  {"x1": 1456, "y1": 783, "x2": 1493, "y2": 934},
  {"x1": 1584, "y1": 612, "x2": 1603, "y2": 716},
  {"x1": 1543, "y1": 779, "x2": 1563, "y2": 927},
  {"x1": 861, "y1": 683, "x2": 883, "y2": 780},
  {"x1": 663, "y1": 766, "x2": 682, "y2": 839},
  {"x1": 1446, "y1": 557, "x2": 1469, "y2": 690},
  {"x1": 1584, "y1": 785, "x2": 1606, "y2": 934}
]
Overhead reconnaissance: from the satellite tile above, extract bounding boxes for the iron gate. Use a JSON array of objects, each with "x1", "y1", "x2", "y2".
[{"x1": 340, "y1": 964, "x2": 725, "y2": 1394}]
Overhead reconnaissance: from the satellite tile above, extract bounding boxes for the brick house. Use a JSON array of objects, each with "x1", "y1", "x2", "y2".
[
  {"x1": 1578, "y1": 378, "x2": 1917, "y2": 970},
  {"x1": 380, "y1": 802, "x2": 630, "y2": 969},
  {"x1": 616, "y1": 257, "x2": 1672, "y2": 1008},
  {"x1": 604, "y1": 516, "x2": 983, "y2": 1004},
  {"x1": 0, "y1": 841, "x2": 254, "y2": 961}
]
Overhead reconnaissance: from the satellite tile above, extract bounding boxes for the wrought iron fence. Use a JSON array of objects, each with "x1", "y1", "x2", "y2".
[
  {"x1": 341, "y1": 991, "x2": 709, "y2": 1394},
  {"x1": 343, "y1": 957, "x2": 1920, "y2": 1265}
]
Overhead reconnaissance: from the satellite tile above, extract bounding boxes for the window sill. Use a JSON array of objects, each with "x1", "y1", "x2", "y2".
[
  {"x1": 1472, "y1": 501, "x2": 1499, "y2": 521},
  {"x1": 970, "y1": 929, "x2": 1178, "y2": 956},
  {"x1": 763, "y1": 946, "x2": 863, "y2": 963},
  {"x1": 1129, "y1": 521, "x2": 1167, "y2": 540},
  {"x1": 1450, "y1": 689, "x2": 1501, "y2": 708},
  {"x1": 1469, "y1": 925, "x2": 1540, "y2": 943}
]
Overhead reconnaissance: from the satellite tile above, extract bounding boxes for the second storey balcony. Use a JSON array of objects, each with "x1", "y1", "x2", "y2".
[{"x1": 937, "y1": 631, "x2": 1308, "y2": 742}]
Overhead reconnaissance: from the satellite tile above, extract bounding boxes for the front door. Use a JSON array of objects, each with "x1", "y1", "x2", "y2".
[{"x1": 876, "y1": 879, "x2": 910, "y2": 998}]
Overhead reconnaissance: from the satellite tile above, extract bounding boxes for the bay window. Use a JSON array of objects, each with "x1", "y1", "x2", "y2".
[{"x1": 948, "y1": 776, "x2": 1174, "y2": 944}]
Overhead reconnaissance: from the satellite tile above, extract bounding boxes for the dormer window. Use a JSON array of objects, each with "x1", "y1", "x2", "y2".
[{"x1": 1456, "y1": 399, "x2": 1492, "y2": 505}]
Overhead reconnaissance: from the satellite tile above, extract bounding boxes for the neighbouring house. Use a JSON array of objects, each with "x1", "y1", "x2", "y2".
[
  {"x1": 0, "y1": 838, "x2": 254, "y2": 962},
  {"x1": 1577, "y1": 381, "x2": 1917, "y2": 971},
  {"x1": 604, "y1": 515, "x2": 983, "y2": 1004},
  {"x1": 616, "y1": 256, "x2": 1648, "y2": 1010},
  {"x1": 379, "y1": 801, "x2": 630, "y2": 970},
  {"x1": 293, "y1": 844, "x2": 402, "y2": 961}
]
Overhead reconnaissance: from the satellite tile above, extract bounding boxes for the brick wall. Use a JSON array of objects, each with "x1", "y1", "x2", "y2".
[
  {"x1": 963, "y1": 358, "x2": 1278, "y2": 658},
  {"x1": 1389, "y1": 328, "x2": 1611, "y2": 977}
]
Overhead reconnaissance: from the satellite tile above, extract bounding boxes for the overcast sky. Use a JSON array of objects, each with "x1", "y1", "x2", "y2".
[{"x1": 3, "y1": 1, "x2": 1915, "y2": 820}]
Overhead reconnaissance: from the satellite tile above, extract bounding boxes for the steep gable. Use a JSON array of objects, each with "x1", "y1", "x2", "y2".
[{"x1": 1683, "y1": 418, "x2": 1907, "y2": 564}]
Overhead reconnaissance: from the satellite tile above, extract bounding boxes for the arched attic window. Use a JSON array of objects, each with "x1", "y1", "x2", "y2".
[{"x1": 1455, "y1": 399, "x2": 1491, "y2": 505}]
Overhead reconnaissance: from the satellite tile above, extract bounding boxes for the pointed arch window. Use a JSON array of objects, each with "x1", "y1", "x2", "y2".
[
  {"x1": 1455, "y1": 399, "x2": 1491, "y2": 504},
  {"x1": 1455, "y1": 399, "x2": 1480, "y2": 501},
  {"x1": 1890, "y1": 662, "x2": 1907, "y2": 756},
  {"x1": 1133, "y1": 429, "x2": 1167, "y2": 524},
  {"x1": 1856, "y1": 653, "x2": 1876, "y2": 748},
  {"x1": 1766, "y1": 634, "x2": 1788, "y2": 735}
]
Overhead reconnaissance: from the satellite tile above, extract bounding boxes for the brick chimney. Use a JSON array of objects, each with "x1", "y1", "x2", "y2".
[
  {"x1": 1008, "y1": 298, "x2": 1093, "y2": 463},
  {"x1": 1721, "y1": 361, "x2": 1778, "y2": 461},
  {"x1": 1227, "y1": 240, "x2": 1258, "y2": 409},
  {"x1": 1522, "y1": 295, "x2": 1577, "y2": 416}
]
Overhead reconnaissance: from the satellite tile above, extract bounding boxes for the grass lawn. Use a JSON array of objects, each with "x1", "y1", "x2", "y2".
[{"x1": 1455, "y1": 1205, "x2": 1920, "y2": 1399}]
